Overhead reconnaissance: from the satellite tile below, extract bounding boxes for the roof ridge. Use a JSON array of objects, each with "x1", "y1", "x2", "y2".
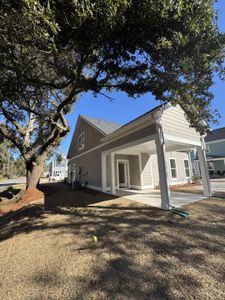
[
  {"x1": 81, "y1": 114, "x2": 122, "y2": 125},
  {"x1": 80, "y1": 115, "x2": 122, "y2": 135},
  {"x1": 210, "y1": 126, "x2": 225, "y2": 131}
]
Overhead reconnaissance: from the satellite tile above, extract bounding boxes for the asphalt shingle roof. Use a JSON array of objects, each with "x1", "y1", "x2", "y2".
[
  {"x1": 81, "y1": 115, "x2": 122, "y2": 135},
  {"x1": 205, "y1": 127, "x2": 225, "y2": 142}
]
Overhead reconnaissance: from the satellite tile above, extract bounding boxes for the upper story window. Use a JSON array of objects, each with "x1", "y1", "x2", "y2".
[
  {"x1": 78, "y1": 132, "x2": 85, "y2": 151},
  {"x1": 205, "y1": 144, "x2": 210, "y2": 154},
  {"x1": 169, "y1": 158, "x2": 177, "y2": 179}
]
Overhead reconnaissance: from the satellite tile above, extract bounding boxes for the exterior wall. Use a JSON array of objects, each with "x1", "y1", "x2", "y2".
[
  {"x1": 68, "y1": 118, "x2": 105, "y2": 158},
  {"x1": 69, "y1": 147, "x2": 102, "y2": 187},
  {"x1": 129, "y1": 155, "x2": 141, "y2": 187},
  {"x1": 210, "y1": 160, "x2": 225, "y2": 173},
  {"x1": 141, "y1": 153, "x2": 153, "y2": 186},
  {"x1": 150, "y1": 154, "x2": 159, "y2": 187},
  {"x1": 150, "y1": 151, "x2": 190, "y2": 187},
  {"x1": 206, "y1": 140, "x2": 225, "y2": 157},
  {"x1": 166, "y1": 151, "x2": 190, "y2": 184},
  {"x1": 68, "y1": 123, "x2": 157, "y2": 188},
  {"x1": 67, "y1": 111, "x2": 194, "y2": 190},
  {"x1": 161, "y1": 106, "x2": 201, "y2": 143},
  {"x1": 101, "y1": 123, "x2": 157, "y2": 153}
]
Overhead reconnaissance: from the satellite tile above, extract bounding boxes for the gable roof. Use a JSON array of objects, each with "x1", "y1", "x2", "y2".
[
  {"x1": 81, "y1": 115, "x2": 121, "y2": 135},
  {"x1": 101, "y1": 103, "x2": 166, "y2": 142},
  {"x1": 116, "y1": 103, "x2": 164, "y2": 130},
  {"x1": 67, "y1": 103, "x2": 166, "y2": 158},
  {"x1": 205, "y1": 127, "x2": 225, "y2": 142}
]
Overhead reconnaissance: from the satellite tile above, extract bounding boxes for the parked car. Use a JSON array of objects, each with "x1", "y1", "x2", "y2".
[{"x1": 49, "y1": 174, "x2": 62, "y2": 182}]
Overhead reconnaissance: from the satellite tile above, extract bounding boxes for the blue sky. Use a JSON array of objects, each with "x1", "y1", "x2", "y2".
[{"x1": 60, "y1": 1, "x2": 225, "y2": 155}]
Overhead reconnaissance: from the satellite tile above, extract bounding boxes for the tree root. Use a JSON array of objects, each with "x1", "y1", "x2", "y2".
[{"x1": 0, "y1": 188, "x2": 44, "y2": 216}]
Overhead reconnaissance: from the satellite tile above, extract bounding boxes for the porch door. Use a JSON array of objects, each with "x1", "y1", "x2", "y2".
[{"x1": 118, "y1": 161, "x2": 129, "y2": 188}]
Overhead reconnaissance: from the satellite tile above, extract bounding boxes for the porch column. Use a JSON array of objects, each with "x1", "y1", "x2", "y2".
[
  {"x1": 155, "y1": 124, "x2": 170, "y2": 210},
  {"x1": 101, "y1": 153, "x2": 107, "y2": 192},
  {"x1": 197, "y1": 137, "x2": 212, "y2": 197},
  {"x1": 110, "y1": 152, "x2": 116, "y2": 195}
]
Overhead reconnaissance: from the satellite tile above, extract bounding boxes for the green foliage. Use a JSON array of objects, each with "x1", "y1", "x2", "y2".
[
  {"x1": 192, "y1": 175, "x2": 201, "y2": 184},
  {"x1": 0, "y1": 0, "x2": 224, "y2": 181}
]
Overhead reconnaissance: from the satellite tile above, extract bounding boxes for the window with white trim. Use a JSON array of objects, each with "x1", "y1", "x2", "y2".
[
  {"x1": 208, "y1": 162, "x2": 214, "y2": 170},
  {"x1": 78, "y1": 132, "x2": 85, "y2": 151},
  {"x1": 184, "y1": 159, "x2": 190, "y2": 177},
  {"x1": 169, "y1": 158, "x2": 177, "y2": 179},
  {"x1": 205, "y1": 144, "x2": 210, "y2": 154}
]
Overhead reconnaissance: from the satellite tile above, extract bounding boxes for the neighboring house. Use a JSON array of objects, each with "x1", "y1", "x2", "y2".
[
  {"x1": 67, "y1": 104, "x2": 211, "y2": 209},
  {"x1": 192, "y1": 127, "x2": 225, "y2": 177},
  {"x1": 49, "y1": 157, "x2": 68, "y2": 181}
]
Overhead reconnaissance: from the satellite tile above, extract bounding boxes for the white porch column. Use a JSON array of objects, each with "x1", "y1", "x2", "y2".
[
  {"x1": 197, "y1": 137, "x2": 212, "y2": 197},
  {"x1": 101, "y1": 153, "x2": 107, "y2": 192},
  {"x1": 110, "y1": 152, "x2": 116, "y2": 195},
  {"x1": 155, "y1": 124, "x2": 170, "y2": 210}
]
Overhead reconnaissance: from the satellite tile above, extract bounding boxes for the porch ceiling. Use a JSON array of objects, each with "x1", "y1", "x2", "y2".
[{"x1": 114, "y1": 139, "x2": 194, "y2": 155}]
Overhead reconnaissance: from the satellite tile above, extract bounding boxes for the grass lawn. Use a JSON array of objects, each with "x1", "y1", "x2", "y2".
[{"x1": 0, "y1": 182, "x2": 225, "y2": 300}]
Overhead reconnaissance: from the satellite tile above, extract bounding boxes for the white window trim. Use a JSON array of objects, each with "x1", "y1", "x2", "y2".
[
  {"x1": 116, "y1": 159, "x2": 130, "y2": 189},
  {"x1": 184, "y1": 159, "x2": 191, "y2": 178},
  {"x1": 205, "y1": 144, "x2": 210, "y2": 154},
  {"x1": 78, "y1": 132, "x2": 85, "y2": 151},
  {"x1": 169, "y1": 158, "x2": 178, "y2": 180},
  {"x1": 208, "y1": 161, "x2": 214, "y2": 171}
]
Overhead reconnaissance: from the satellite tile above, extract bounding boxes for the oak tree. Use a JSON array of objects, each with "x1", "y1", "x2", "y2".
[{"x1": 0, "y1": 0, "x2": 224, "y2": 192}]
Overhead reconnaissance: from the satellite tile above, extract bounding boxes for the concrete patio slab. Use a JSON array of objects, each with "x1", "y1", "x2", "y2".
[{"x1": 116, "y1": 189, "x2": 206, "y2": 208}]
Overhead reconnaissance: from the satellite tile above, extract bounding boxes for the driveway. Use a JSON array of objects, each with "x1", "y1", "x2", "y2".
[
  {"x1": 116, "y1": 189, "x2": 205, "y2": 208},
  {"x1": 211, "y1": 178, "x2": 225, "y2": 193}
]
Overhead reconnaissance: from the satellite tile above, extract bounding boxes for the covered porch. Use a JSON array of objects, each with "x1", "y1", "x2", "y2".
[{"x1": 101, "y1": 131, "x2": 211, "y2": 210}]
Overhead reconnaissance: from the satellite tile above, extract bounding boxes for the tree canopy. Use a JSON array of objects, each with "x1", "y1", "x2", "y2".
[{"x1": 0, "y1": 0, "x2": 224, "y2": 189}]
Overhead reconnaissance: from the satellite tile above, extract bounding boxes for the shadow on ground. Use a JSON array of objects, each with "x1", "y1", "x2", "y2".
[{"x1": 0, "y1": 182, "x2": 225, "y2": 299}]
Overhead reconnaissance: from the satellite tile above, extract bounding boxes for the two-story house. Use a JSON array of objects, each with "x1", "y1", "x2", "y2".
[
  {"x1": 49, "y1": 156, "x2": 68, "y2": 181},
  {"x1": 205, "y1": 127, "x2": 225, "y2": 176},
  {"x1": 67, "y1": 104, "x2": 211, "y2": 209},
  {"x1": 192, "y1": 127, "x2": 225, "y2": 177}
]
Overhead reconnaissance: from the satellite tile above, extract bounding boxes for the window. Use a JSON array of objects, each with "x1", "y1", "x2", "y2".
[
  {"x1": 78, "y1": 132, "x2": 85, "y2": 151},
  {"x1": 208, "y1": 162, "x2": 214, "y2": 170},
  {"x1": 184, "y1": 159, "x2": 190, "y2": 177},
  {"x1": 205, "y1": 144, "x2": 210, "y2": 154},
  {"x1": 169, "y1": 158, "x2": 177, "y2": 179}
]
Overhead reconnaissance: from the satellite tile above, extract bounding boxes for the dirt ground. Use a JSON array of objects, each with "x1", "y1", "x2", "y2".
[{"x1": 0, "y1": 182, "x2": 225, "y2": 300}]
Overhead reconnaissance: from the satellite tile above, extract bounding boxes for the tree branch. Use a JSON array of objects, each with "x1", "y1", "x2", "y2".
[{"x1": 1, "y1": 108, "x2": 26, "y2": 136}]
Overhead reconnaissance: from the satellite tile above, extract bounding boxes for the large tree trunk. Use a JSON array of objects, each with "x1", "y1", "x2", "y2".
[
  {"x1": 26, "y1": 152, "x2": 48, "y2": 190},
  {"x1": 0, "y1": 154, "x2": 48, "y2": 215}
]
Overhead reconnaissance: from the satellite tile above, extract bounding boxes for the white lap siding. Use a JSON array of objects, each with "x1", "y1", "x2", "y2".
[
  {"x1": 161, "y1": 106, "x2": 201, "y2": 143},
  {"x1": 68, "y1": 124, "x2": 157, "y2": 189},
  {"x1": 141, "y1": 153, "x2": 153, "y2": 187},
  {"x1": 145, "y1": 151, "x2": 190, "y2": 187}
]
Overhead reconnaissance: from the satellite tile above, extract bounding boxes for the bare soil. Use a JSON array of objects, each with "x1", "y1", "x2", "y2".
[{"x1": 0, "y1": 182, "x2": 225, "y2": 300}]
